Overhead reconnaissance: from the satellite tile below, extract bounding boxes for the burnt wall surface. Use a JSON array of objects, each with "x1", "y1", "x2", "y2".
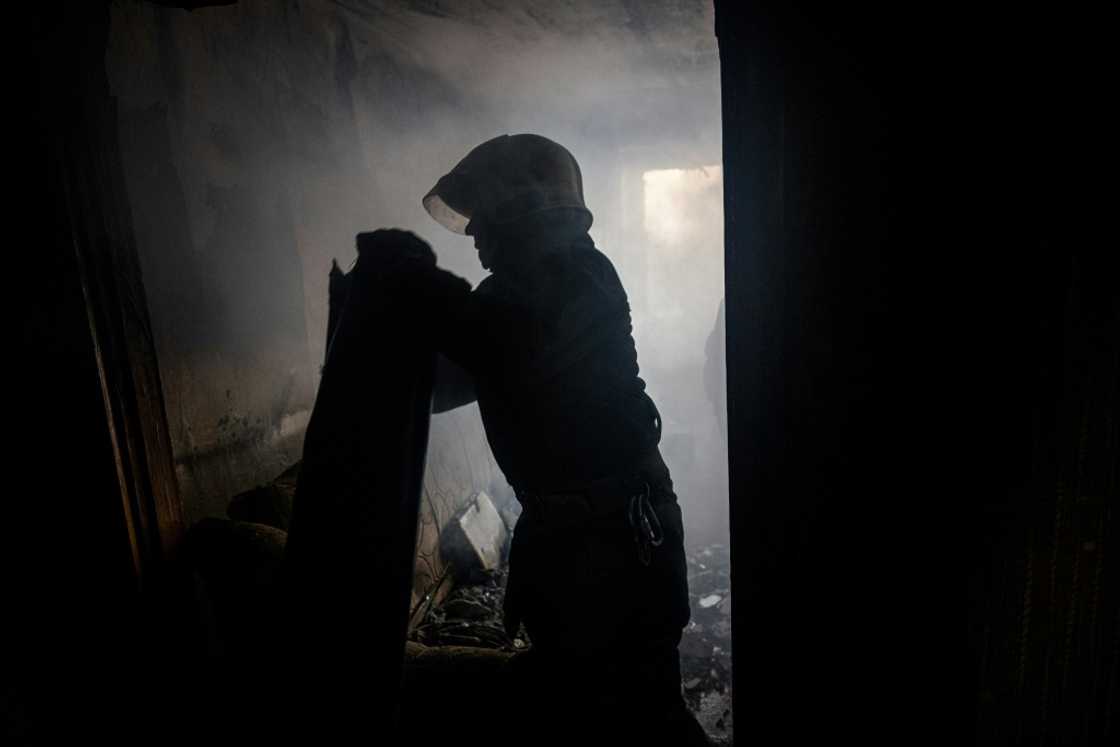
[
  {"x1": 106, "y1": 1, "x2": 500, "y2": 522},
  {"x1": 106, "y1": 0, "x2": 722, "y2": 530}
]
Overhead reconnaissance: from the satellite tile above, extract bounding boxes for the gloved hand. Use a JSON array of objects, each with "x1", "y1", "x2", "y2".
[
  {"x1": 348, "y1": 228, "x2": 475, "y2": 364},
  {"x1": 354, "y1": 229, "x2": 436, "y2": 276}
]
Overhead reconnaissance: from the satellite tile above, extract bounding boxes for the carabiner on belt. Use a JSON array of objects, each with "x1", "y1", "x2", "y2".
[{"x1": 627, "y1": 482, "x2": 664, "y2": 566}]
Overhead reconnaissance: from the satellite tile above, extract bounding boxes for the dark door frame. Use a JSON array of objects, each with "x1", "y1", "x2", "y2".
[{"x1": 715, "y1": 3, "x2": 1114, "y2": 745}]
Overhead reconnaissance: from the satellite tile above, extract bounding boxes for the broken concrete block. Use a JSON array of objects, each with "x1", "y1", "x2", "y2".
[{"x1": 440, "y1": 490, "x2": 508, "y2": 578}]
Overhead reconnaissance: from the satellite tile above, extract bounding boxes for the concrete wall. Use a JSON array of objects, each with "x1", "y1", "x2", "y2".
[{"x1": 107, "y1": 0, "x2": 499, "y2": 525}]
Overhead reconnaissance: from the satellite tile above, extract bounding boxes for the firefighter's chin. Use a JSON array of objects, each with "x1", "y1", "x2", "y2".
[{"x1": 476, "y1": 239, "x2": 496, "y2": 271}]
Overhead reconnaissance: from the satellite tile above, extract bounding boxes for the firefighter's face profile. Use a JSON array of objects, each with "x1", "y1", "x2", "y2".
[{"x1": 467, "y1": 220, "x2": 497, "y2": 270}]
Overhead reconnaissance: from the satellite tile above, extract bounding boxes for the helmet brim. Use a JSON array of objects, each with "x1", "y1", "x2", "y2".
[{"x1": 422, "y1": 191, "x2": 470, "y2": 234}]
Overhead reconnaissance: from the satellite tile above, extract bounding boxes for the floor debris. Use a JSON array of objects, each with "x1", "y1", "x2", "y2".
[
  {"x1": 410, "y1": 567, "x2": 525, "y2": 650},
  {"x1": 411, "y1": 538, "x2": 733, "y2": 744},
  {"x1": 681, "y1": 541, "x2": 733, "y2": 745}
]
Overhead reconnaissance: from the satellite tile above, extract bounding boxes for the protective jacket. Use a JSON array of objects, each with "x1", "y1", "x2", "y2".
[{"x1": 404, "y1": 217, "x2": 661, "y2": 494}]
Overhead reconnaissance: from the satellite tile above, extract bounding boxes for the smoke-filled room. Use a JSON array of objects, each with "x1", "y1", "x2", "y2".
[{"x1": 12, "y1": 2, "x2": 1116, "y2": 746}]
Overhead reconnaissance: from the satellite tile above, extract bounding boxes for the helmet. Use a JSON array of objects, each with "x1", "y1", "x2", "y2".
[{"x1": 423, "y1": 134, "x2": 592, "y2": 235}]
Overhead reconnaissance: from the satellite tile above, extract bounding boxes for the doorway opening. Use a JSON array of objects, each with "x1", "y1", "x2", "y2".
[{"x1": 107, "y1": 0, "x2": 730, "y2": 742}]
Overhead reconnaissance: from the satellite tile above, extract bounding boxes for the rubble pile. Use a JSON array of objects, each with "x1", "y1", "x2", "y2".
[{"x1": 410, "y1": 567, "x2": 526, "y2": 650}]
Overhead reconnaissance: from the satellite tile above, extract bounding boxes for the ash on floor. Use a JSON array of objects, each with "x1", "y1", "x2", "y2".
[
  {"x1": 410, "y1": 542, "x2": 732, "y2": 745},
  {"x1": 680, "y1": 541, "x2": 733, "y2": 745}
]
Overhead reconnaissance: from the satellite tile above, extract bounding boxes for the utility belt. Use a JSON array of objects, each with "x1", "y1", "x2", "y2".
[{"x1": 515, "y1": 449, "x2": 671, "y2": 565}]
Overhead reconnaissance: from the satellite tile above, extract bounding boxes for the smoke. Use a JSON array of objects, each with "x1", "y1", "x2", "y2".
[
  {"x1": 106, "y1": 0, "x2": 725, "y2": 538},
  {"x1": 638, "y1": 165, "x2": 727, "y2": 543}
]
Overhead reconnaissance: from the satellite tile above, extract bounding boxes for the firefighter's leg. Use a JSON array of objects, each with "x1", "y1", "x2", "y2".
[{"x1": 508, "y1": 497, "x2": 709, "y2": 743}]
